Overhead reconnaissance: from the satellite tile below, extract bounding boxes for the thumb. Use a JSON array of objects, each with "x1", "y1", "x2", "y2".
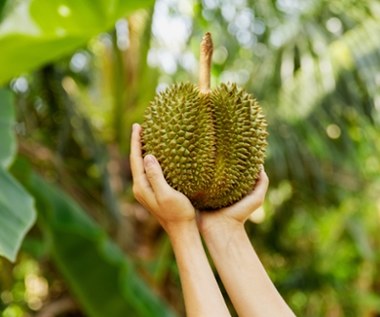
[{"x1": 144, "y1": 155, "x2": 171, "y2": 196}]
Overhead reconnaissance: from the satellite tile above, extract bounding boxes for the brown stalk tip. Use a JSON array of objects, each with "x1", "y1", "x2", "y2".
[
  {"x1": 199, "y1": 32, "x2": 213, "y2": 94},
  {"x1": 201, "y1": 32, "x2": 213, "y2": 57}
]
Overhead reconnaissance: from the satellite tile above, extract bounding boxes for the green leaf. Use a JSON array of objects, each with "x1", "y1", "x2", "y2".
[
  {"x1": 0, "y1": 88, "x2": 36, "y2": 262},
  {"x1": 0, "y1": 0, "x2": 154, "y2": 85},
  {"x1": 0, "y1": 89, "x2": 16, "y2": 168},
  {"x1": 0, "y1": 167, "x2": 36, "y2": 262},
  {"x1": 21, "y1": 171, "x2": 177, "y2": 317},
  {"x1": 0, "y1": 0, "x2": 6, "y2": 20}
]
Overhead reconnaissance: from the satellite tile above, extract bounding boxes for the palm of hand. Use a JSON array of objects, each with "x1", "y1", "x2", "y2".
[{"x1": 198, "y1": 169, "x2": 269, "y2": 233}]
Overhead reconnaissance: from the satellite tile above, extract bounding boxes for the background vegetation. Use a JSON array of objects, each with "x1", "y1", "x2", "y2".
[{"x1": 1, "y1": 0, "x2": 379, "y2": 316}]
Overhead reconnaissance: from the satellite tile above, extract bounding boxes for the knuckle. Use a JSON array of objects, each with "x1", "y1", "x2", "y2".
[
  {"x1": 132, "y1": 184, "x2": 142, "y2": 199},
  {"x1": 256, "y1": 195, "x2": 265, "y2": 208},
  {"x1": 146, "y1": 169, "x2": 158, "y2": 180},
  {"x1": 257, "y1": 196, "x2": 265, "y2": 206},
  {"x1": 134, "y1": 193, "x2": 144, "y2": 204},
  {"x1": 263, "y1": 173, "x2": 269, "y2": 184},
  {"x1": 261, "y1": 172, "x2": 269, "y2": 185}
]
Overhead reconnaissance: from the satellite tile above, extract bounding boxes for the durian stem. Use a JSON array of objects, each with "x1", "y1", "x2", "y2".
[{"x1": 199, "y1": 32, "x2": 213, "y2": 94}]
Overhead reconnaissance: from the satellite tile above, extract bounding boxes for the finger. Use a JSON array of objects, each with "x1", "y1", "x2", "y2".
[
  {"x1": 244, "y1": 169, "x2": 269, "y2": 202},
  {"x1": 130, "y1": 123, "x2": 145, "y2": 180},
  {"x1": 134, "y1": 189, "x2": 158, "y2": 212},
  {"x1": 252, "y1": 168, "x2": 269, "y2": 199},
  {"x1": 133, "y1": 175, "x2": 157, "y2": 203},
  {"x1": 230, "y1": 169, "x2": 269, "y2": 213},
  {"x1": 144, "y1": 155, "x2": 172, "y2": 198},
  {"x1": 130, "y1": 123, "x2": 157, "y2": 207}
]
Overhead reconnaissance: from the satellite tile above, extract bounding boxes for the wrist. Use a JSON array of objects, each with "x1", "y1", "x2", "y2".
[
  {"x1": 199, "y1": 215, "x2": 246, "y2": 242},
  {"x1": 165, "y1": 219, "x2": 199, "y2": 241}
]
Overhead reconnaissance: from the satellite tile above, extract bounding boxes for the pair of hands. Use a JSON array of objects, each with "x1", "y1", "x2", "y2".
[
  {"x1": 130, "y1": 123, "x2": 269, "y2": 237},
  {"x1": 131, "y1": 126, "x2": 297, "y2": 317}
]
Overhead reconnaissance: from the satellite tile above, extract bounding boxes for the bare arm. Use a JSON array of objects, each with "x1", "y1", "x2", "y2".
[
  {"x1": 167, "y1": 221, "x2": 230, "y2": 317},
  {"x1": 130, "y1": 123, "x2": 231, "y2": 317},
  {"x1": 198, "y1": 170, "x2": 295, "y2": 317}
]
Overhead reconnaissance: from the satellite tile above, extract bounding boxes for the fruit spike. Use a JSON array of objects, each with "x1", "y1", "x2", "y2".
[{"x1": 142, "y1": 32, "x2": 268, "y2": 210}]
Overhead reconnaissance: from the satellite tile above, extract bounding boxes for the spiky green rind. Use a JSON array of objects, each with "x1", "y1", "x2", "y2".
[
  {"x1": 194, "y1": 83, "x2": 268, "y2": 209},
  {"x1": 142, "y1": 82, "x2": 268, "y2": 210},
  {"x1": 142, "y1": 83, "x2": 215, "y2": 197}
]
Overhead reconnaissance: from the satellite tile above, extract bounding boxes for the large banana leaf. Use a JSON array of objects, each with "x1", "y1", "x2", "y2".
[
  {"x1": 0, "y1": 89, "x2": 36, "y2": 262},
  {"x1": 0, "y1": 0, "x2": 154, "y2": 85},
  {"x1": 0, "y1": 168, "x2": 36, "y2": 262},
  {"x1": 0, "y1": 89, "x2": 15, "y2": 168},
  {"x1": 16, "y1": 166, "x2": 177, "y2": 317}
]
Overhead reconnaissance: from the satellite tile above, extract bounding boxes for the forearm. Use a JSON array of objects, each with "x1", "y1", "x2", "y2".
[
  {"x1": 202, "y1": 222, "x2": 295, "y2": 317},
  {"x1": 167, "y1": 221, "x2": 231, "y2": 317}
]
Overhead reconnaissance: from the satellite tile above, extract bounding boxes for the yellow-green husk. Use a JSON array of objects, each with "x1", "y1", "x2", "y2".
[{"x1": 142, "y1": 82, "x2": 268, "y2": 210}]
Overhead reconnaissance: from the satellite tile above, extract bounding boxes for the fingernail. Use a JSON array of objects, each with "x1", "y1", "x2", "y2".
[
  {"x1": 144, "y1": 155, "x2": 156, "y2": 167},
  {"x1": 132, "y1": 123, "x2": 139, "y2": 131}
]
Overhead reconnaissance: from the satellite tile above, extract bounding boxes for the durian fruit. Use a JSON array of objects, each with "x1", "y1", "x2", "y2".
[{"x1": 142, "y1": 33, "x2": 268, "y2": 210}]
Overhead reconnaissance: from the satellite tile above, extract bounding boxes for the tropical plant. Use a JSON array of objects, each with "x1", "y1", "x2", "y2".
[
  {"x1": 0, "y1": 0, "x2": 379, "y2": 316},
  {"x1": 0, "y1": 0, "x2": 175, "y2": 316}
]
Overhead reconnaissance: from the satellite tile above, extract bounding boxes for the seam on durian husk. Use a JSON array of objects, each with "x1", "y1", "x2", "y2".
[{"x1": 197, "y1": 83, "x2": 267, "y2": 210}]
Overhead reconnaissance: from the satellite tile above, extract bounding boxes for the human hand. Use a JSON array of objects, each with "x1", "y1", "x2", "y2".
[
  {"x1": 195, "y1": 170, "x2": 295, "y2": 317},
  {"x1": 197, "y1": 169, "x2": 269, "y2": 237},
  {"x1": 130, "y1": 123, "x2": 196, "y2": 235}
]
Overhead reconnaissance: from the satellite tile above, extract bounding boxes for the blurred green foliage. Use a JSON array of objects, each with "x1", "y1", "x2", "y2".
[
  {"x1": 0, "y1": 89, "x2": 36, "y2": 262},
  {"x1": 0, "y1": 0, "x2": 380, "y2": 316},
  {"x1": 16, "y1": 163, "x2": 175, "y2": 317},
  {"x1": 0, "y1": 89, "x2": 16, "y2": 167},
  {"x1": 0, "y1": 0, "x2": 154, "y2": 84}
]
